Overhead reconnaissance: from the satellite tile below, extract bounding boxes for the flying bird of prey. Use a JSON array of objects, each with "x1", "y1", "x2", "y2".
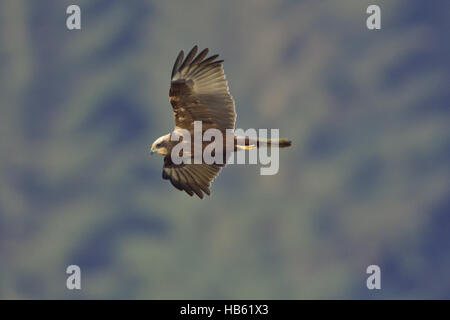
[{"x1": 150, "y1": 46, "x2": 291, "y2": 198}]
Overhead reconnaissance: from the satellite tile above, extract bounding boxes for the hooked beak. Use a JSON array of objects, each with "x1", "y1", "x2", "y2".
[{"x1": 150, "y1": 146, "x2": 156, "y2": 155}]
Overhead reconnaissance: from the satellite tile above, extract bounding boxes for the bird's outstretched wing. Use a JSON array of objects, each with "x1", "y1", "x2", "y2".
[
  {"x1": 162, "y1": 155, "x2": 223, "y2": 199},
  {"x1": 169, "y1": 45, "x2": 236, "y2": 132}
]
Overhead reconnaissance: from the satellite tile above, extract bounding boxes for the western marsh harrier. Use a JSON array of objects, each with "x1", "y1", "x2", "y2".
[{"x1": 151, "y1": 46, "x2": 291, "y2": 198}]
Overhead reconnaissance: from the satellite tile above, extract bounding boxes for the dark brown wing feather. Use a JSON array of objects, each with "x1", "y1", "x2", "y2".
[
  {"x1": 162, "y1": 155, "x2": 223, "y2": 199},
  {"x1": 169, "y1": 45, "x2": 236, "y2": 132}
]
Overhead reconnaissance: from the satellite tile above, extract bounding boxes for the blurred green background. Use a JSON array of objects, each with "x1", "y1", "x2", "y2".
[{"x1": 0, "y1": 0, "x2": 449, "y2": 299}]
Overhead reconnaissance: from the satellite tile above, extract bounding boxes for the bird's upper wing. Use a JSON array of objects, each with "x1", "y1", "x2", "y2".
[
  {"x1": 169, "y1": 46, "x2": 236, "y2": 132},
  {"x1": 162, "y1": 155, "x2": 223, "y2": 199}
]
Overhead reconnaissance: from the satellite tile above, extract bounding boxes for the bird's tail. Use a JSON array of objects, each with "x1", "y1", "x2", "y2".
[{"x1": 234, "y1": 136, "x2": 292, "y2": 150}]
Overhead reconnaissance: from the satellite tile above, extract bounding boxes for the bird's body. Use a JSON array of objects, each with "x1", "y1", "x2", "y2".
[{"x1": 151, "y1": 46, "x2": 291, "y2": 198}]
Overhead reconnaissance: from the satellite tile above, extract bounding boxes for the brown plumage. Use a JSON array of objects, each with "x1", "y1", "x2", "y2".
[
  {"x1": 169, "y1": 46, "x2": 235, "y2": 132},
  {"x1": 150, "y1": 46, "x2": 291, "y2": 199}
]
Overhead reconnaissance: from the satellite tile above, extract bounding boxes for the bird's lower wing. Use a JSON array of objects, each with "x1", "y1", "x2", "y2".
[{"x1": 162, "y1": 155, "x2": 223, "y2": 199}]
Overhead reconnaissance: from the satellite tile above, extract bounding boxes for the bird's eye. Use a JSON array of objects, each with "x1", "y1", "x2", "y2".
[{"x1": 156, "y1": 143, "x2": 161, "y2": 148}]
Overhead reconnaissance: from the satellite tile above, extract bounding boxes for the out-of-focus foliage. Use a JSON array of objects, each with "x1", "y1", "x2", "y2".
[{"x1": 0, "y1": 0, "x2": 449, "y2": 299}]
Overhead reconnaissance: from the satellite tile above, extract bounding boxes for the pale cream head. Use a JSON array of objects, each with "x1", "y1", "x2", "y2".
[{"x1": 150, "y1": 134, "x2": 170, "y2": 156}]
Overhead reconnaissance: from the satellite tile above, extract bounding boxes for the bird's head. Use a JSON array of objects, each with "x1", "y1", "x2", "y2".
[{"x1": 150, "y1": 134, "x2": 170, "y2": 156}]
